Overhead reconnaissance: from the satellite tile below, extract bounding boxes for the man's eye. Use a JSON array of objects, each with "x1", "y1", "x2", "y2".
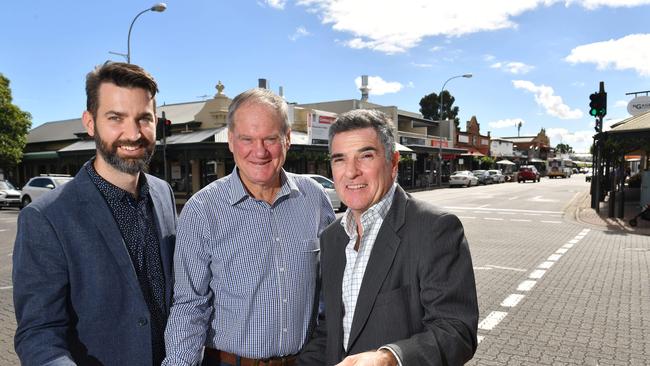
[
  {"x1": 360, "y1": 153, "x2": 374, "y2": 160},
  {"x1": 265, "y1": 138, "x2": 279, "y2": 145}
]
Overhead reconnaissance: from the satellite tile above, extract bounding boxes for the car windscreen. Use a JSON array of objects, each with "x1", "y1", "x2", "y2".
[{"x1": 53, "y1": 178, "x2": 73, "y2": 186}]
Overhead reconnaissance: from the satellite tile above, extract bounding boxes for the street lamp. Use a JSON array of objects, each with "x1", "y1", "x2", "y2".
[
  {"x1": 126, "y1": 3, "x2": 167, "y2": 63},
  {"x1": 437, "y1": 73, "x2": 472, "y2": 186}
]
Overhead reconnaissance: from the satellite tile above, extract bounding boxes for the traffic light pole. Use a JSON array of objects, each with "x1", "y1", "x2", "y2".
[{"x1": 162, "y1": 111, "x2": 168, "y2": 182}]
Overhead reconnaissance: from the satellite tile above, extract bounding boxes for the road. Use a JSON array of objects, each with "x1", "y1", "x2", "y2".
[{"x1": 0, "y1": 175, "x2": 648, "y2": 365}]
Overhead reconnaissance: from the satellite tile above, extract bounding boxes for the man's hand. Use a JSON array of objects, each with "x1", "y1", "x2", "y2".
[{"x1": 335, "y1": 350, "x2": 397, "y2": 366}]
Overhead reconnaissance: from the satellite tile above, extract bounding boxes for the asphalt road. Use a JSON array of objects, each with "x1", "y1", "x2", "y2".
[{"x1": 1, "y1": 175, "x2": 648, "y2": 365}]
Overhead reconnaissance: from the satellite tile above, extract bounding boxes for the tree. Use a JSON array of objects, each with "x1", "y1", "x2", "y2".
[
  {"x1": 0, "y1": 73, "x2": 31, "y2": 170},
  {"x1": 419, "y1": 90, "x2": 461, "y2": 128},
  {"x1": 555, "y1": 143, "x2": 574, "y2": 154}
]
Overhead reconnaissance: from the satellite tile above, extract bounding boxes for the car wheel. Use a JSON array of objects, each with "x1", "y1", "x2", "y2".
[{"x1": 21, "y1": 196, "x2": 31, "y2": 208}]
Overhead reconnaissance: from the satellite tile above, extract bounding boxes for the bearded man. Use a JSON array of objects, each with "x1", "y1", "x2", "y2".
[{"x1": 13, "y1": 62, "x2": 177, "y2": 366}]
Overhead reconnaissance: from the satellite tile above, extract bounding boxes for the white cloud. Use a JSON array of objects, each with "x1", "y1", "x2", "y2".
[
  {"x1": 296, "y1": 0, "x2": 650, "y2": 53},
  {"x1": 571, "y1": 81, "x2": 585, "y2": 87},
  {"x1": 262, "y1": 0, "x2": 286, "y2": 9},
  {"x1": 565, "y1": 33, "x2": 650, "y2": 76},
  {"x1": 289, "y1": 26, "x2": 311, "y2": 41},
  {"x1": 491, "y1": 61, "x2": 535, "y2": 74},
  {"x1": 513, "y1": 80, "x2": 584, "y2": 119},
  {"x1": 354, "y1": 76, "x2": 403, "y2": 95},
  {"x1": 411, "y1": 62, "x2": 433, "y2": 68},
  {"x1": 489, "y1": 118, "x2": 525, "y2": 129},
  {"x1": 430, "y1": 46, "x2": 444, "y2": 52},
  {"x1": 407, "y1": 81, "x2": 415, "y2": 88},
  {"x1": 545, "y1": 128, "x2": 595, "y2": 153},
  {"x1": 483, "y1": 54, "x2": 496, "y2": 62}
]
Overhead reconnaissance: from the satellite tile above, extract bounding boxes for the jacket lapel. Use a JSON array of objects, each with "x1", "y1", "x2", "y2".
[
  {"x1": 328, "y1": 224, "x2": 348, "y2": 360},
  {"x1": 147, "y1": 178, "x2": 175, "y2": 306},
  {"x1": 346, "y1": 186, "x2": 408, "y2": 351},
  {"x1": 76, "y1": 168, "x2": 143, "y2": 296}
]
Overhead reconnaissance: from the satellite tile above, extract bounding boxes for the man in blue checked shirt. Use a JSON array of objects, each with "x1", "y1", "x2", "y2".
[{"x1": 163, "y1": 88, "x2": 336, "y2": 366}]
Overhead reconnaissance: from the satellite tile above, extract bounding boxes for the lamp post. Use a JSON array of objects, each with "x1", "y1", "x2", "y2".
[
  {"x1": 437, "y1": 73, "x2": 472, "y2": 186},
  {"x1": 126, "y1": 3, "x2": 167, "y2": 63}
]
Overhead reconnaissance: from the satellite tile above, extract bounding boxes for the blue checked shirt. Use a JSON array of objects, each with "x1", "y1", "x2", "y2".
[{"x1": 163, "y1": 168, "x2": 335, "y2": 366}]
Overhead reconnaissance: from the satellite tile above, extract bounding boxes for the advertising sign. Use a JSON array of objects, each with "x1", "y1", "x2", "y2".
[
  {"x1": 627, "y1": 96, "x2": 650, "y2": 116},
  {"x1": 308, "y1": 111, "x2": 337, "y2": 144}
]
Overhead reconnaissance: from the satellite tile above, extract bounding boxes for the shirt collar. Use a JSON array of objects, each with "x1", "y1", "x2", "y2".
[
  {"x1": 341, "y1": 182, "x2": 397, "y2": 238},
  {"x1": 85, "y1": 158, "x2": 149, "y2": 204},
  {"x1": 227, "y1": 166, "x2": 298, "y2": 206}
]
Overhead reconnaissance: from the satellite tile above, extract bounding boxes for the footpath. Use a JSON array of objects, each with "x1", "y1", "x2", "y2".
[{"x1": 572, "y1": 187, "x2": 650, "y2": 236}]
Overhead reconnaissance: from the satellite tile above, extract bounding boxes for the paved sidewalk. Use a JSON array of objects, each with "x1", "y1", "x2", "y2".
[{"x1": 573, "y1": 189, "x2": 650, "y2": 236}]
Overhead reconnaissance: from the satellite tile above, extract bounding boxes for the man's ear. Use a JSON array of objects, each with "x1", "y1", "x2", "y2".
[{"x1": 82, "y1": 111, "x2": 95, "y2": 137}]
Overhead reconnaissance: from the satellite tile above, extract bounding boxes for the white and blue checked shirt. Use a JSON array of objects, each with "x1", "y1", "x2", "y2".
[
  {"x1": 341, "y1": 183, "x2": 397, "y2": 350},
  {"x1": 163, "y1": 168, "x2": 335, "y2": 366}
]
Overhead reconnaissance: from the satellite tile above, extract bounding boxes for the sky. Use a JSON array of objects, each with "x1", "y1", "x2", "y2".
[{"x1": 2, "y1": 0, "x2": 650, "y2": 153}]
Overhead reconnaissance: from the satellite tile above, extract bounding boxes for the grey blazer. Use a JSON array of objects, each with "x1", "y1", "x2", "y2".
[
  {"x1": 13, "y1": 163, "x2": 177, "y2": 366},
  {"x1": 299, "y1": 186, "x2": 478, "y2": 365}
]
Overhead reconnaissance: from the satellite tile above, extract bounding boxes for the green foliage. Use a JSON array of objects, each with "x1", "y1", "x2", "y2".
[
  {"x1": 555, "y1": 143, "x2": 574, "y2": 154},
  {"x1": 0, "y1": 74, "x2": 32, "y2": 168},
  {"x1": 479, "y1": 156, "x2": 495, "y2": 169},
  {"x1": 419, "y1": 90, "x2": 461, "y2": 128}
]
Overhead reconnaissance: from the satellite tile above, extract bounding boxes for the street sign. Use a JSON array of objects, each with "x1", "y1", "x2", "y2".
[{"x1": 627, "y1": 95, "x2": 650, "y2": 116}]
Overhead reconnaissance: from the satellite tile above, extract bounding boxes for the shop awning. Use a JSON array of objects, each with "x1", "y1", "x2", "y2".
[
  {"x1": 395, "y1": 142, "x2": 414, "y2": 152},
  {"x1": 496, "y1": 159, "x2": 516, "y2": 165}
]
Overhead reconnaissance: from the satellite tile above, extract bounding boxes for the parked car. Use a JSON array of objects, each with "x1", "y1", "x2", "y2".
[
  {"x1": 487, "y1": 169, "x2": 506, "y2": 183},
  {"x1": 21, "y1": 174, "x2": 74, "y2": 207},
  {"x1": 518, "y1": 165, "x2": 540, "y2": 183},
  {"x1": 0, "y1": 180, "x2": 22, "y2": 209},
  {"x1": 449, "y1": 171, "x2": 479, "y2": 187},
  {"x1": 302, "y1": 174, "x2": 345, "y2": 212},
  {"x1": 472, "y1": 170, "x2": 493, "y2": 185}
]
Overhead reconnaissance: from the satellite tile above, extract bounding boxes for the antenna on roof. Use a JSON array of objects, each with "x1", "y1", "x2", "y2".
[{"x1": 197, "y1": 94, "x2": 210, "y2": 101}]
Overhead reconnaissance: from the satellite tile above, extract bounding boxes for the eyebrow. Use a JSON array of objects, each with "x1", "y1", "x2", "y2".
[{"x1": 330, "y1": 146, "x2": 377, "y2": 160}]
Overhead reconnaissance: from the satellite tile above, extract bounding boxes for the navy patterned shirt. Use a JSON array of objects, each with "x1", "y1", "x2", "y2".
[{"x1": 86, "y1": 161, "x2": 167, "y2": 365}]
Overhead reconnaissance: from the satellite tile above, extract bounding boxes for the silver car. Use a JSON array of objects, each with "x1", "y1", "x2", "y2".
[
  {"x1": 21, "y1": 174, "x2": 74, "y2": 207},
  {"x1": 303, "y1": 174, "x2": 345, "y2": 212},
  {"x1": 0, "y1": 180, "x2": 22, "y2": 209},
  {"x1": 449, "y1": 171, "x2": 478, "y2": 187}
]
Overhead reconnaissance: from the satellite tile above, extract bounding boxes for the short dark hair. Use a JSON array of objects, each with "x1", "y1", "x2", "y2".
[
  {"x1": 85, "y1": 62, "x2": 158, "y2": 119},
  {"x1": 328, "y1": 109, "x2": 396, "y2": 161},
  {"x1": 226, "y1": 88, "x2": 289, "y2": 137}
]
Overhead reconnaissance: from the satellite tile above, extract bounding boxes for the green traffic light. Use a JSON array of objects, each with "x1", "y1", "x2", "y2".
[{"x1": 590, "y1": 108, "x2": 598, "y2": 116}]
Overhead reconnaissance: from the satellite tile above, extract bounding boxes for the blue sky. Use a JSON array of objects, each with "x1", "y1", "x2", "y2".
[{"x1": 2, "y1": 0, "x2": 650, "y2": 153}]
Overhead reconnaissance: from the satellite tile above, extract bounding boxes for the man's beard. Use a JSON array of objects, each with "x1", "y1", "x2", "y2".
[{"x1": 94, "y1": 129, "x2": 155, "y2": 175}]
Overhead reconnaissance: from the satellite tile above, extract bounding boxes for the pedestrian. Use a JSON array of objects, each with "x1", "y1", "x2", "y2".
[
  {"x1": 163, "y1": 88, "x2": 336, "y2": 366},
  {"x1": 298, "y1": 109, "x2": 478, "y2": 366},
  {"x1": 13, "y1": 62, "x2": 177, "y2": 365}
]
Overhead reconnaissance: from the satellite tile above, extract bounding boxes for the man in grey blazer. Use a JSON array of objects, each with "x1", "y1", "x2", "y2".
[
  {"x1": 13, "y1": 62, "x2": 176, "y2": 366},
  {"x1": 299, "y1": 109, "x2": 478, "y2": 366}
]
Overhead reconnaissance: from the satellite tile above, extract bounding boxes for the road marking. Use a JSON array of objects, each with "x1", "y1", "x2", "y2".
[
  {"x1": 517, "y1": 280, "x2": 536, "y2": 291},
  {"x1": 487, "y1": 265, "x2": 527, "y2": 272},
  {"x1": 529, "y1": 196, "x2": 559, "y2": 202},
  {"x1": 496, "y1": 212, "x2": 516, "y2": 215},
  {"x1": 523, "y1": 213, "x2": 541, "y2": 216},
  {"x1": 556, "y1": 248, "x2": 569, "y2": 254},
  {"x1": 541, "y1": 220, "x2": 562, "y2": 224},
  {"x1": 510, "y1": 219, "x2": 531, "y2": 222},
  {"x1": 508, "y1": 196, "x2": 519, "y2": 201},
  {"x1": 473, "y1": 266, "x2": 493, "y2": 270},
  {"x1": 538, "y1": 261, "x2": 555, "y2": 269},
  {"x1": 569, "y1": 239, "x2": 579, "y2": 244},
  {"x1": 485, "y1": 218, "x2": 504, "y2": 221},
  {"x1": 0, "y1": 229, "x2": 7, "y2": 232},
  {"x1": 501, "y1": 294, "x2": 525, "y2": 308},
  {"x1": 548, "y1": 254, "x2": 562, "y2": 261},
  {"x1": 0, "y1": 286, "x2": 12, "y2": 290},
  {"x1": 478, "y1": 311, "x2": 508, "y2": 330},
  {"x1": 477, "y1": 335, "x2": 485, "y2": 344},
  {"x1": 443, "y1": 206, "x2": 563, "y2": 214},
  {"x1": 458, "y1": 216, "x2": 476, "y2": 219},
  {"x1": 529, "y1": 269, "x2": 546, "y2": 279},
  {"x1": 562, "y1": 243, "x2": 574, "y2": 249}
]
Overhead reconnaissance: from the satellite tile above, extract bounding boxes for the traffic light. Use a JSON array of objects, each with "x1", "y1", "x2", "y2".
[
  {"x1": 594, "y1": 116, "x2": 602, "y2": 132},
  {"x1": 156, "y1": 117, "x2": 172, "y2": 139},
  {"x1": 589, "y1": 92, "x2": 607, "y2": 118}
]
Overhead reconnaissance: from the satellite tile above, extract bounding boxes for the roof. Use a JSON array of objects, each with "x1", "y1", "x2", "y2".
[
  {"x1": 157, "y1": 101, "x2": 205, "y2": 125},
  {"x1": 27, "y1": 118, "x2": 84, "y2": 143},
  {"x1": 167, "y1": 128, "x2": 223, "y2": 144},
  {"x1": 499, "y1": 136, "x2": 536, "y2": 143},
  {"x1": 608, "y1": 110, "x2": 650, "y2": 133}
]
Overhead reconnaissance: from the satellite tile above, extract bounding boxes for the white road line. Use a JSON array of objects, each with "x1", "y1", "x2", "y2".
[
  {"x1": 473, "y1": 266, "x2": 493, "y2": 270},
  {"x1": 523, "y1": 213, "x2": 542, "y2": 216},
  {"x1": 484, "y1": 218, "x2": 504, "y2": 221},
  {"x1": 477, "y1": 335, "x2": 485, "y2": 344},
  {"x1": 548, "y1": 254, "x2": 562, "y2": 261},
  {"x1": 0, "y1": 286, "x2": 13, "y2": 290},
  {"x1": 569, "y1": 239, "x2": 579, "y2": 244},
  {"x1": 556, "y1": 248, "x2": 569, "y2": 254},
  {"x1": 501, "y1": 294, "x2": 525, "y2": 308},
  {"x1": 486, "y1": 265, "x2": 527, "y2": 272},
  {"x1": 458, "y1": 216, "x2": 476, "y2": 219},
  {"x1": 538, "y1": 261, "x2": 555, "y2": 269},
  {"x1": 510, "y1": 219, "x2": 532, "y2": 222},
  {"x1": 508, "y1": 196, "x2": 519, "y2": 201},
  {"x1": 562, "y1": 244, "x2": 574, "y2": 249},
  {"x1": 541, "y1": 220, "x2": 562, "y2": 224},
  {"x1": 0, "y1": 229, "x2": 7, "y2": 232},
  {"x1": 478, "y1": 311, "x2": 508, "y2": 330},
  {"x1": 496, "y1": 212, "x2": 516, "y2": 215},
  {"x1": 517, "y1": 280, "x2": 536, "y2": 291},
  {"x1": 443, "y1": 206, "x2": 563, "y2": 214},
  {"x1": 529, "y1": 269, "x2": 546, "y2": 279}
]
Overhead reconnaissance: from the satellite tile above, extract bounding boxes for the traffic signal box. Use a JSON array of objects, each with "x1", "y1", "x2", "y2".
[
  {"x1": 156, "y1": 117, "x2": 172, "y2": 140},
  {"x1": 589, "y1": 92, "x2": 607, "y2": 118}
]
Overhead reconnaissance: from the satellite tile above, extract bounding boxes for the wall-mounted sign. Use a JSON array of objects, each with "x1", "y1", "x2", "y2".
[
  {"x1": 308, "y1": 111, "x2": 337, "y2": 143},
  {"x1": 627, "y1": 96, "x2": 650, "y2": 116}
]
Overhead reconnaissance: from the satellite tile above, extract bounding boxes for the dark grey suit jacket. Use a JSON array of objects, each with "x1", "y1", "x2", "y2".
[
  {"x1": 299, "y1": 186, "x2": 478, "y2": 365},
  {"x1": 13, "y1": 163, "x2": 177, "y2": 366}
]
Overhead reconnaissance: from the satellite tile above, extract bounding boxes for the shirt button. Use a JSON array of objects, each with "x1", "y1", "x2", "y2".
[
  {"x1": 138, "y1": 317, "x2": 148, "y2": 326},
  {"x1": 283, "y1": 328, "x2": 288, "y2": 332},
  {"x1": 275, "y1": 237, "x2": 280, "y2": 242},
  {"x1": 283, "y1": 298, "x2": 288, "y2": 303},
  {"x1": 279, "y1": 267, "x2": 285, "y2": 272}
]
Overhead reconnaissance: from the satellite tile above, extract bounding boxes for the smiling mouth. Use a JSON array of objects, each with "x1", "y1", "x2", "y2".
[
  {"x1": 119, "y1": 145, "x2": 141, "y2": 151},
  {"x1": 347, "y1": 184, "x2": 367, "y2": 189}
]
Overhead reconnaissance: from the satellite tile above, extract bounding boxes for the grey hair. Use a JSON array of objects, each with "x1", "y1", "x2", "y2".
[
  {"x1": 328, "y1": 109, "x2": 396, "y2": 162},
  {"x1": 227, "y1": 88, "x2": 289, "y2": 136}
]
